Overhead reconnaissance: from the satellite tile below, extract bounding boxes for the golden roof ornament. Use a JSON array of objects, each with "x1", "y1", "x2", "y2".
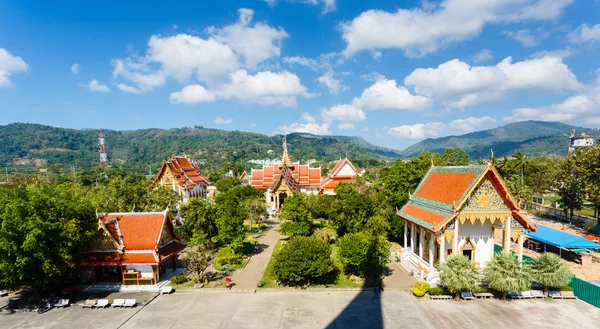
[{"x1": 281, "y1": 135, "x2": 292, "y2": 167}]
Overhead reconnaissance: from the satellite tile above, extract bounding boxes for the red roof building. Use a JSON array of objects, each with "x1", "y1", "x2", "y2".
[
  {"x1": 154, "y1": 156, "x2": 209, "y2": 203},
  {"x1": 397, "y1": 164, "x2": 536, "y2": 282},
  {"x1": 250, "y1": 136, "x2": 321, "y2": 210},
  {"x1": 79, "y1": 211, "x2": 185, "y2": 285},
  {"x1": 320, "y1": 158, "x2": 359, "y2": 195}
]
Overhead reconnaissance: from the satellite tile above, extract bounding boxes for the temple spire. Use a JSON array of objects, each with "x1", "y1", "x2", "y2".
[{"x1": 282, "y1": 135, "x2": 292, "y2": 166}]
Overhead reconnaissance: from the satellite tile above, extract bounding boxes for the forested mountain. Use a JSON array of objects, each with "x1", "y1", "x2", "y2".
[
  {"x1": 399, "y1": 121, "x2": 600, "y2": 159},
  {"x1": 0, "y1": 123, "x2": 402, "y2": 169}
]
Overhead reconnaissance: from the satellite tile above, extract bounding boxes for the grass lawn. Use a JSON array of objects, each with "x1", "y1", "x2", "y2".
[
  {"x1": 258, "y1": 239, "x2": 363, "y2": 289},
  {"x1": 170, "y1": 278, "x2": 229, "y2": 289}
]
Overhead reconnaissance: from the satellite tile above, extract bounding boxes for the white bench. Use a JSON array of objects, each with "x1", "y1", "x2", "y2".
[
  {"x1": 474, "y1": 292, "x2": 494, "y2": 299},
  {"x1": 429, "y1": 295, "x2": 452, "y2": 300},
  {"x1": 123, "y1": 299, "x2": 137, "y2": 308},
  {"x1": 160, "y1": 286, "x2": 173, "y2": 295},
  {"x1": 94, "y1": 299, "x2": 109, "y2": 308},
  {"x1": 112, "y1": 299, "x2": 125, "y2": 307}
]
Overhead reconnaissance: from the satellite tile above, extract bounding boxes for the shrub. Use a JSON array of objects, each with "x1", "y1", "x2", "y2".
[
  {"x1": 530, "y1": 253, "x2": 572, "y2": 289},
  {"x1": 272, "y1": 236, "x2": 335, "y2": 286},
  {"x1": 427, "y1": 287, "x2": 446, "y2": 296},
  {"x1": 313, "y1": 228, "x2": 332, "y2": 243},
  {"x1": 170, "y1": 275, "x2": 188, "y2": 285},
  {"x1": 412, "y1": 282, "x2": 430, "y2": 297},
  {"x1": 560, "y1": 285, "x2": 573, "y2": 291},
  {"x1": 280, "y1": 221, "x2": 312, "y2": 237},
  {"x1": 232, "y1": 239, "x2": 258, "y2": 255},
  {"x1": 484, "y1": 252, "x2": 531, "y2": 299},
  {"x1": 217, "y1": 255, "x2": 242, "y2": 266},
  {"x1": 438, "y1": 255, "x2": 479, "y2": 295},
  {"x1": 474, "y1": 286, "x2": 490, "y2": 293},
  {"x1": 337, "y1": 231, "x2": 391, "y2": 277}
]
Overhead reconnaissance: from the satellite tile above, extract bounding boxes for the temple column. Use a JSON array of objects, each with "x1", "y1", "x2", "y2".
[
  {"x1": 439, "y1": 235, "x2": 446, "y2": 263},
  {"x1": 411, "y1": 223, "x2": 416, "y2": 254},
  {"x1": 503, "y1": 217, "x2": 512, "y2": 253},
  {"x1": 403, "y1": 220, "x2": 408, "y2": 249},
  {"x1": 518, "y1": 233, "x2": 524, "y2": 264},
  {"x1": 428, "y1": 232, "x2": 435, "y2": 266},
  {"x1": 419, "y1": 228, "x2": 424, "y2": 260},
  {"x1": 453, "y1": 218, "x2": 459, "y2": 256}
]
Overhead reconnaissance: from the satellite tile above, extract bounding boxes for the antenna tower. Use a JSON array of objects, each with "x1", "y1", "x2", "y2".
[{"x1": 99, "y1": 132, "x2": 108, "y2": 168}]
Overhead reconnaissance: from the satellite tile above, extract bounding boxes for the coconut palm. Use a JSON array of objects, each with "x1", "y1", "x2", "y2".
[
  {"x1": 484, "y1": 252, "x2": 531, "y2": 299},
  {"x1": 530, "y1": 253, "x2": 572, "y2": 290},
  {"x1": 512, "y1": 152, "x2": 529, "y2": 179},
  {"x1": 438, "y1": 255, "x2": 480, "y2": 299}
]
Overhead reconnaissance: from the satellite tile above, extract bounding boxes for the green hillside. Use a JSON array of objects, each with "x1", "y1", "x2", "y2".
[
  {"x1": 0, "y1": 123, "x2": 403, "y2": 169},
  {"x1": 400, "y1": 121, "x2": 600, "y2": 159}
]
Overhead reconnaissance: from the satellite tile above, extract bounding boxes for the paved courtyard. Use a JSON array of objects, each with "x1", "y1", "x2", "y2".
[{"x1": 2, "y1": 290, "x2": 599, "y2": 329}]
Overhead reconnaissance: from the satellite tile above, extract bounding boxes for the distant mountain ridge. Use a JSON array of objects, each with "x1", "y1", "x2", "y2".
[
  {"x1": 0, "y1": 123, "x2": 403, "y2": 169},
  {"x1": 400, "y1": 121, "x2": 600, "y2": 159}
]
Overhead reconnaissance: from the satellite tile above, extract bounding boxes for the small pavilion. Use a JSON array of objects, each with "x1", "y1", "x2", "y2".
[{"x1": 397, "y1": 163, "x2": 536, "y2": 282}]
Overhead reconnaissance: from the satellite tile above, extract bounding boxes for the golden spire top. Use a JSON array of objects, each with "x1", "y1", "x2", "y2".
[{"x1": 282, "y1": 135, "x2": 292, "y2": 166}]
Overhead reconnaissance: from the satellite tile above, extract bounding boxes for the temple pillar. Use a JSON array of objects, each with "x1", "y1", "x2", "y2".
[
  {"x1": 453, "y1": 218, "x2": 459, "y2": 256},
  {"x1": 428, "y1": 232, "x2": 435, "y2": 266},
  {"x1": 503, "y1": 217, "x2": 512, "y2": 253},
  {"x1": 439, "y1": 234, "x2": 446, "y2": 263},
  {"x1": 419, "y1": 228, "x2": 424, "y2": 260},
  {"x1": 403, "y1": 220, "x2": 408, "y2": 249},
  {"x1": 411, "y1": 223, "x2": 416, "y2": 253},
  {"x1": 518, "y1": 233, "x2": 524, "y2": 264}
]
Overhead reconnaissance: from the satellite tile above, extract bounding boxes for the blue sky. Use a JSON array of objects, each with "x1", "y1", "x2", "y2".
[{"x1": 1, "y1": 0, "x2": 599, "y2": 150}]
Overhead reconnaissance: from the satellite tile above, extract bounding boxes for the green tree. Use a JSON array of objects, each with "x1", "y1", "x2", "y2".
[
  {"x1": 511, "y1": 152, "x2": 529, "y2": 179},
  {"x1": 438, "y1": 255, "x2": 480, "y2": 298},
  {"x1": 337, "y1": 231, "x2": 390, "y2": 277},
  {"x1": 280, "y1": 221, "x2": 312, "y2": 237},
  {"x1": 0, "y1": 183, "x2": 97, "y2": 292},
  {"x1": 214, "y1": 185, "x2": 263, "y2": 244},
  {"x1": 554, "y1": 155, "x2": 586, "y2": 223},
  {"x1": 484, "y1": 252, "x2": 531, "y2": 299},
  {"x1": 179, "y1": 198, "x2": 220, "y2": 246},
  {"x1": 505, "y1": 175, "x2": 532, "y2": 201},
  {"x1": 182, "y1": 247, "x2": 215, "y2": 283},
  {"x1": 243, "y1": 198, "x2": 267, "y2": 232},
  {"x1": 530, "y1": 253, "x2": 572, "y2": 290},
  {"x1": 272, "y1": 236, "x2": 335, "y2": 286},
  {"x1": 577, "y1": 146, "x2": 600, "y2": 222},
  {"x1": 524, "y1": 156, "x2": 562, "y2": 194},
  {"x1": 215, "y1": 177, "x2": 241, "y2": 194},
  {"x1": 441, "y1": 149, "x2": 471, "y2": 166},
  {"x1": 279, "y1": 192, "x2": 309, "y2": 222}
]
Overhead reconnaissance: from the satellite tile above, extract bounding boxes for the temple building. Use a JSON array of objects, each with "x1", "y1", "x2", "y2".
[
  {"x1": 320, "y1": 158, "x2": 360, "y2": 195},
  {"x1": 154, "y1": 156, "x2": 209, "y2": 203},
  {"x1": 250, "y1": 136, "x2": 321, "y2": 210},
  {"x1": 397, "y1": 163, "x2": 536, "y2": 284},
  {"x1": 569, "y1": 128, "x2": 596, "y2": 152},
  {"x1": 79, "y1": 211, "x2": 186, "y2": 286}
]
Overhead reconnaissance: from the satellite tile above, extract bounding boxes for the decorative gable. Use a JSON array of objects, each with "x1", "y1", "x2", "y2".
[
  {"x1": 462, "y1": 178, "x2": 509, "y2": 211},
  {"x1": 91, "y1": 226, "x2": 121, "y2": 251},
  {"x1": 159, "y1": 222, "x2": 176, "y2": 246}
]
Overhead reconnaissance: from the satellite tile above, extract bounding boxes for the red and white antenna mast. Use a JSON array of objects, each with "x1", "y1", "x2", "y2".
[{"x1": 99, "y1": 132, "x2": 108, "y2": 168}]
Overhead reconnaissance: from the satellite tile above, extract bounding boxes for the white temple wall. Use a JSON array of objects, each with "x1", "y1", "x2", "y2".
[
  {"x1": 457, "y1": 220, "x2": 494, "y2": 267},
  {"x1": 337, "y1": 163, "x2": 356, "y2": 176}
]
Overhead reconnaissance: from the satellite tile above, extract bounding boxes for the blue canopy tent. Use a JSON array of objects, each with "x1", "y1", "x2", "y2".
[{"x1": 527, "y1": 225, "x2": 600, "y2": 257}]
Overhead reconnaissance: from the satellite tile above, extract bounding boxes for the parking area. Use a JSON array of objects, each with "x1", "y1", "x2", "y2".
[{"x1": 1, "y1": 290, "x2": 599, "y2": 329}]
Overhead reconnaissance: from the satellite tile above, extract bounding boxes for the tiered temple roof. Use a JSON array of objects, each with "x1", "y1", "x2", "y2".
[
  {"x1": 398, "y1": 164, "x2": 536, "y2": 232},
  {"x1": 154, "y1": 156, "x2": 208, "y2": 191},
  {"x1": 81, "y1": 211, "x2": 186, "y2": 266},
  {"x1": 320, "y1": 158, "x2": 358, "y2": 192}
]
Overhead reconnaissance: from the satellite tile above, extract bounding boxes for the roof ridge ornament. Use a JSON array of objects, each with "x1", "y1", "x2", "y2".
[{"x1": 281, "y1": 135, "x2": 292, "y2": 167}]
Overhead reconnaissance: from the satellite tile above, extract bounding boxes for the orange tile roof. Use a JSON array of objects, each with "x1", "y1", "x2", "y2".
[
  {"x1": 402, "y1": 205, "x2": 447, "y2": 227},
  {"x1": 415, "y1": 172, "x2": 479, "y2": 205},
  {"x1": 155, "y1": 156, "x2": 209, "y2": 190},
  {"x1": 250, "y1": 163, "x2": 321, "y2": 189},
  {"x1": 99, "y1": 212, "x2": 165, "y2": 250}
]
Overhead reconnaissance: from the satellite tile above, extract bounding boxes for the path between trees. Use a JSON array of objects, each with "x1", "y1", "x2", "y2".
[
  {"x1": 382, "y1": 244, "x2": 417, "y2": 291},
  {"x1": 229, "y1": 220, "x2": 282, "y2": 290}
]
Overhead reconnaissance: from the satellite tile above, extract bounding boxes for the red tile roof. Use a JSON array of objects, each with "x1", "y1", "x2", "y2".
[
  {"x1": 251, "y1": 162, "x2": 321, "y2": 190},
  {"x1": 402, "y1": 205, "x2": 447, "y2": 227},
  {"x1": 415, "y1": 172, "x2": 479, "y2": 205},
  {"x1": 154, "y1": 156, "x2": 209, "y2": 190},
  {"x1": 99, "y1": 213, "x2": 165, "y2": 250}
]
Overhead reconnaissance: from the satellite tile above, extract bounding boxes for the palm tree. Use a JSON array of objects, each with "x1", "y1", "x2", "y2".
[
  {"x1": 496, "y1": 157, "x2": 513, "y2": 176},
  {"x1": 484, "y1": 252, "x2": 531, "y2": 299},
  {"x1": 438, "y1": 255, "x2": 480, "y2": 299},
  {"x1": 530, "y1": 253, "x2": 572, "y2": 291},
  {"x1": 512, "y1": 152, "x2": 529, "y2": 179}
]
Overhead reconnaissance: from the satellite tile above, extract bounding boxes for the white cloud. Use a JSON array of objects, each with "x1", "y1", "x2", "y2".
[
  {"x1": 360, "y1": 71, "x2": 385, "y2": 82},
  {"x1": 503, "y1": 29, "x2": 539, "y2": 47},
  {"x1": 370, "y1": 50, "x2": 382, "y2": 60},
  {"x1": 218, "y1": 69, "x2": 313, "y2": 106},
  {"x1": 569, "y1": 24, "x2": 600, "y2": 44},
  {"x1": 0, "y1": 48, "x2": 28, "y2": 87},
  {"x1": 586, "y1": 117, "x2": 600, "y2": 126},
  {"x1": 353, "y1": 79, "x2": 432, "y2": 111},
  {"x1": 111, "y1": 58, "x2": 166, "y2": 93},
  {"x1": 276, "y1": 121, "x2": 331, "y2": 135},
  {"x1": 405, "y1": 56, "x2": 581, "y2": 108},
  {"x1": 169, "y1": 84, "x2": 215, "y2": 104},
  {"x1": 71, "y1": 63, "x2": 81, "y2": 75},
  {"x1": 340, "y1": 0, "x2": 573, "y2": 57},
  {"x1": 249, "y1": 123, "x2": 257, "y2": 127},
  {"x1": 388, "y1": 116, "x2": 496, "y2": 139},
  {"x1": 321, "y1": 104, "x2": 366, "y2": 122},
  {"x1": 283, "y1": 52, "x2": 339, "y2": 72},
  {"x1": 338, "y1": 123, "x2": 355, "y2": 130},
  {"x1": 267, "y1": 0, "x2": 336, "y2": 13},
  {"x1": 505, "y1": 94, "x2": 596, "y2": 122},
  {"x1": 317, "y1": 71, "x2": 348, "y2": 95},
  {"x1": 86, "y1": 79, "x2": 110, "y2": 93},
  {"x1": 362, "y1": 126, "x2": 369, "y2": 132},
  {"x1": 211, "y1": 8, "x2": 288, "y2": 68},
  {"x1": 214, "y1": 117, "x2": 233, "y2": 124},
  {"x1": 116, "y1": 83, "x2": 142, "y2": 94},
  {"x1": 471, "y1": 49, "x2": 493, "y2": 63},
  {"x1": 530, "y1": 47, "x2": 576, "y2": 59},
  {"x1": 302, "y1": 112, "x2": 316, "y2": 123}
]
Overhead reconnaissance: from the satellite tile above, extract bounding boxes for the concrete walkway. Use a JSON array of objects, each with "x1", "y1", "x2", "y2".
[
  {"x1": 382, "y1": 244, "x2": 417, "y2": 291},
  {"x1": 229, "y1": 220, "x2": 283, "y2": 290}
]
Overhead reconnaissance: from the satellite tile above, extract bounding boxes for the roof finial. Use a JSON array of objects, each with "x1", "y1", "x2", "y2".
[
  {"x1": 489, "y1": 149, "x2": 495, "y2": 165},
  {"x1": 430, "y1": 155, "x2": 435, "y2": 168},
  {"x1": 282, "y1": 135, "x2": 291, "y2": 166}
]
